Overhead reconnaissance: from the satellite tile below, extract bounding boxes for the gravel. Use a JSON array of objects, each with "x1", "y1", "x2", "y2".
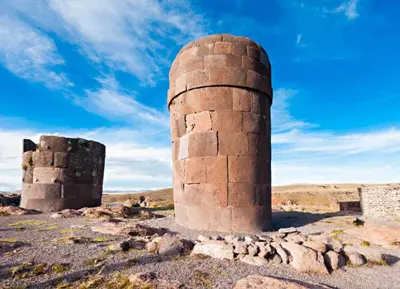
[{"x1": 1, "y1": 212, "x2": 399, "y2": 288}]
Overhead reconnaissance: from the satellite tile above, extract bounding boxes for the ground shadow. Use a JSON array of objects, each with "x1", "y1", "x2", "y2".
[{"x1": 271, "y1": 211, "x2": 341, "y2": 230}]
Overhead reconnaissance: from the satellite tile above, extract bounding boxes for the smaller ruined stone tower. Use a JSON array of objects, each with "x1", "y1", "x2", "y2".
[{"x1": 20, "y1": 135, "x2": 106, "y2": 212}]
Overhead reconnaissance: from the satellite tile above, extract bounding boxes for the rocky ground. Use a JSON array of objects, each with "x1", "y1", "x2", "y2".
[{"x1": 0, "y1": 203, "x2": 399, "y2": 289}]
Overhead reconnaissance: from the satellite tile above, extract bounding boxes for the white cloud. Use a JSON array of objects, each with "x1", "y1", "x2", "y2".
[
  {"x1": 296, "y1": 34, "x2": 302, "y2": 45},
  {"x1": 74, "y1": 75, "x2": 169, "y2": 126},
  {"x1": 0, "y1": 15, "x2": 72, "y2": 88},
  {"x1": 271, "y1": 89, "x2": 315, "y2": 133},
  {"x1": 6, "y1": 0, "x2": 207, "y2": 86},
  {"x1": 335, "y1": 0, "x2": 360, "y2": 20}
]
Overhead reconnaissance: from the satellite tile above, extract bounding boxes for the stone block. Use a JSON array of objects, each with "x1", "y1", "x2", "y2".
[
  {"x1": 188, "y1": 132, "x2": 218, "y2": 157},
  {"x1": 228, "y1": 183, "x2": 256, "y2": 206},
  {"x1": 178, "y1": 135, "x2": 188, "y2": 160},
  {"x1": 39, "y1": 135, "x2": 70, "y2": 152},
  {"x1": 247, "y1": 133, "x2": 269, "y2": 157},
  {"x1": 197, "y1": 43, "x2": 212, "y2": 57},
  {"x1": 180, "y1": 90, "x2": 203, "y2": 114},
  {"x1": 222, "y1": 34, "x2": 237, "y2": 42},
  {"x1": 32, "y1": 151, "x2": 54, "y2": 167},
  {"x1": 170, "y1": 117, "x2": 186, "y2": 140},
  {"x1": 228, "y1": 156, "x2": 259, "y2": 183},
  {"x1": 175, "y1": 205, "x2": 189, "y2": 227},
  {"x1": 259, "y1": 159, "x2": 271, "y2": 184},
  {"x1": 226, "y1": 68, "x2": 247, "y2": 86},
  {"x1": 231, "y1": 206, "x2": 266, "y2": 232},
  {"x1": 172, "y1": 139, "x2": 179, "y2": 161},
  {"x1": 205, "y1": 156, "x2": 227, "y2": 184},
  {"x1": 252, "y1": 92, "x2": 268, "y2": 115},
  {"x1": 183, "y1": 183, "x2": 203, "y2": 205},
  {"x1": 184, "y1": 58, "x2": 204, "y2": 73},
  {"x1": 93, "y1": 184, "x2": 103, "y2": 199},
  {"x1": 204, "y1": 54, "x2": 226, "y2": 69},
  {"x1": 247, "y1": 46, "x2": 260, "y2": 60},
  {"x1": 225, "y1": 55, "x2": 242, "y2": 68},
  {"x1": 23, "y1": 139, "x2": 37, "y2": 152},
  {"x1": 204, "y1": 183, "x2": 228, "y2": 207},
  {"x1": 33, "y1": 167, "x2": 72, "y2": 184},
  {"x1": 211, "y1": 110, "x2": 242, "y2": 132},
  {"x1": 22, "y1": 183, "x2": 61, "y2": 199},
  {"x1": 173, "y1": 183, "x2": 184, "y2": 204},
  {"x1": 232, "y1": 42, "x2": 247, "y2": 56},
  {"x1": 210, "y1": 68, "x2": 229, "y2": 85},
  {"x1": 185, "y1": 111, "x2": 212, "y2": 133},
  {"x1": 175, "y1": 74, "x2": 187, "y2": 95},
  {"x1": 22, "y1": 167, "x2": 34, "y2": 183},
  {"x1": 199, "y1": 87, "x2": 233, "y2": 111},
  {"x1": 255, "y1": 184, "x2": 271, "y2": 206},
  {"x1": 233, "y1": 89, "x2": 252, "y2": 111},
  {"x1": 186, "y1": 69, "x2": 210, "y2": 89},
  {"x1": 62, "y1": 184, "x2": 93, "y2": 199},
  {"x1": 54, "y1": 152, "x2": 69, "y2": 168},
  {"x1": 246, "y1": 70, "x2": 264, "y2": 92},
  {"x1": 243, "y1": 112, "x2": 265, "y2": 133},
  {"x1": 185, "y1": 157, "x2": 206, "y2": 183},
  {"x1": 22, "y1": 199, "x2": 65, "y2": 212},
  {"x1": 218, "y1": 132, "x2": 248, "y2": 155},
  {"x1": 179, "y1": 46, "x2": 198, "y2": 64},
  {"x1": 185, "y1": 205, "x2": 209, "y2": 230},
  {"x1": 214, "y1": 41, "x2": 232, "y2": 54},
  {"x1": 242, "y1": 56, "x2": 259, "y2": 71},
  {"x1": 173, "y1": 160, "x2": 185, "y2": 185}
]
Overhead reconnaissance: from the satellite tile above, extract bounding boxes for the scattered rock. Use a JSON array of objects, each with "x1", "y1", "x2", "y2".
[
  {"x1": 247, "y1": 244, "x2": 258, "y2": 256},
  {"x1": 50, "y1": 209, "x2": 82, "y2": 218},
  {"x1": 233, "y1": 241, "x2": 248, "y2": 254},
  {"x1": 281, "y1": 242, "x2": 329, "y2": 274},
  {"x1": 0, "y1": 193, "x2": 20, "y2": 206},
  {"x1": 344, "y1": 246, "x2": 383, "y2": 263},
  {"x1": 271, "y1": 253, "x2": 282, "y2": 264},
  {"x1": 197, "y1": 235, "x2": 210, "y2": 242},
  {"x1": 191, "y1": 240, "x2": 234, "y2": 260},
  {"x1": 146, "y1": 237, "x2": 162, "y2": 253},
  {"x1": 157, "y1": 233, "x2": 193, "y2": 256},
  {"x1": 303, "y1": 240, "x2": 327, "y2": 253},
  {"x1": 224, "y1": 235, "x2": 235, "y2": 243},
  {"x1": 0, "y1": 206, "x2": 38, "y2": 216},
  {"x1": 240, "y1": 255, "x2": 269, "y2": 266},
  {"x1": 279, "y1": 227, "x2": 298, "y2": 234},
  {"x1": 122, "y1": 199, "x2": 137, "y2": 208},
  {"x1": 324, "y1": 251, "x2": 345, "y2": 271},
  {"x1": 234, "y1": 275, "x2": 325, "y2": 289},
  {"x1": 345, "y1": 252, "x2": 367, "y2": 266},
  {"x1": 285, "y1": 234, "x2": 306, "y2": 244},
  {"x1": 272, "y1": 243, "x2": 289, "y2": 264},
  {"x1": 257, "y1": 235, "x2": 273, "y2": 242},
  {"x1": 129, "y1": 271, "x2": 156, "y2": 285}
]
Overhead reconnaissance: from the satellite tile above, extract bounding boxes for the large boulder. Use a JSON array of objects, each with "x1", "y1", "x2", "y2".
[
  {"x1": 347, "y1": 219, "x2": 400, "y2": 246},
  {"x1": 345, "y1": 252, "x2": 367, "y2": 266},
  {"x1": 302, "y1": 240, "x2": 327, "y2": 254},
  {"x1": 281, "y1": 242, "x2": 328, "y2": 274},
  {"x1": 239, "y1": 256, "x2": 269, "y2": 266},
  {"x1": 343, "y1": 246, "x2": 383, "y2": 263},
  {"x1": 157, "y1": 234, "x2": 194, "y2": 256},
  {"x1": 234, "y1": 275, "x2": 328, "y2": 289},
  {"x1": 191, "y1": 240, "x2": 234, "y2": 260}
]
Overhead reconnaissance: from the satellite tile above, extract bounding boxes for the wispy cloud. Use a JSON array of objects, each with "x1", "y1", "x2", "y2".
[
  {"x1": 334, "y1": 0, "x2": 360, "y2": 20},
  {"x1": 0, "y1": 15, "x2": 72, "y2": 88},
  {"x1": 74, "y1": 75, "x2": 169, "y2": 126},
  {"x1": 6, "y1": 0, "x2": 207, "y2": 86},
  {"x1": 271, "y1": 89, "x2": 315, "y2": 133}
]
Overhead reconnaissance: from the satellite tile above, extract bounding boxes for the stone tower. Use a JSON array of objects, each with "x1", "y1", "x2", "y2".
[
  {"x1": 20, "y1": 135, "x2": 106, "y2": 212},
  {"x1": 168, "y1": 34, "x2": 272, "y2": 232}
]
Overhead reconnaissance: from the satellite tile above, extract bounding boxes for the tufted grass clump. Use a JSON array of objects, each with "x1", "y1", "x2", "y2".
[
  {"x1": 92, "y1": 237, "x2": 111, "y2": 243},
  {"x1": 10, "y1": 262, "x2": 71, "y2": 279},
  {"x1": 331, "y1": 229, "x2": 344, "y2": 235},
  {"x1": 361, "y1": 241, "x2": 370, "y2": 247},
  {"x1": 22, "y1": 164, "x2": 28, "y2": 171},
  {"x1": 51, "y1": 264, "x2": 71, "y2": 273},
  {"x1": 193, "y1": 270, "x2": 212, "y2": 288},
  {"x1": 0, "y1": 238, "x2": 18, "y2": 243},
  {"x1": 8, "y1": 220, "x2": 47, "y2": 227},
  {"x1": 36, "y1": 225, "x2": 59, "y2": 232}
]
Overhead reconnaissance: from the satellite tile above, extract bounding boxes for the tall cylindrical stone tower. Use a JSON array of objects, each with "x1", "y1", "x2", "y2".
[
  {"x1": 168, "y1": 34, "x2": 272, "y2": 233},
  {"x1": 20, "y1": 135, "x2": 106, "y2": 212}
]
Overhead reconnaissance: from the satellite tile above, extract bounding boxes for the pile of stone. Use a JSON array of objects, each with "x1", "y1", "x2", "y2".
[
  {"x1": 191, "y1": 227, "x2": 384, "y2": 274},
  {"x1": 50, "y1": 205, "x2": 162, "y2": 219},
  {"x1": 0, "y1": 193, "x2": 21, "y2": 207}
]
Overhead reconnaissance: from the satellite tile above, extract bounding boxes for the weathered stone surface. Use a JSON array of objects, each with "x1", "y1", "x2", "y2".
[
  {"x1": 191, "y1": 240, "x2": 234, "y2": 259},
  {"x1": 20, "y1": 135, "x2": 106, "y2": 212},
  {"x1": 360, "y1": 186, "x2": 400, "y2": 218},
  {"x1": 272, "y1": 243, "x2": 289, "y2": 264},
  {"x1": 324, "y1": 251, "x2": 345, "y2": 271},
  {"x1": 240, "y1": 255, "x2": 268, "y2": 266},
  {"x1": 169, "y1": 34, "x2": 272, "y2": 233},
  {"x1": 234, "y1": 275, "x2": 323, "y2": 289},
  {"x1": 303, "y1": 241, "x2": 327, "y2": 253},
  {"x1": 344, "y1": 245, "x2": 383, "y2": 263},
  {"x1": 345, "y1": 252, "x2": 367, "y2": 266},
  {"x1": 280, "y1": 242, "x2": 329, "y2": 274}
]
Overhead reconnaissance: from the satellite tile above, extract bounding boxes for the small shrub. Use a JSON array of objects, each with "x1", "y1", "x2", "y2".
[
  {"x1": 0, "y1": 238, "x2": 17, "y2": 243},
  {"x1": 8, "y1": 220, "x2": 47, "y2": 227},
  {"x1": 22, "y1": 165, "x2": 27, "y2": 171},
  {"x1": 51, "y1": 264, "x2": 71, "y2": 273},
  {"x1": 28, "y1": 156, "x2": 33, "y2": 166},
  {"x1": 193, "y1": 270, "x2": 212, "y2": 288},
  {"x1": 331, "y1": 229, "x2": 344, "y2": 235},
  {"x1": 0, "y1": 211, "x2": 10, "y2": 216},
  {"x1": 361, "y1": 241, "x2": 370, "y2": 247}
]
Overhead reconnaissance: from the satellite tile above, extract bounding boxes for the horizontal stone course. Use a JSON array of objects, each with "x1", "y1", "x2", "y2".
[{"x1": 21, "y1": 135, "x2": 106, "y2": 212}]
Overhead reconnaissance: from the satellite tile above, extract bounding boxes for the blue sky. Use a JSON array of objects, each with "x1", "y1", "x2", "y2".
[{"x1": 1, "y1": 0, "x2": 400, "y2": 191}]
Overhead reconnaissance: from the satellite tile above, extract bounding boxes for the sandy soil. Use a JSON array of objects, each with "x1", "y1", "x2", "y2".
[{"x1": 1, "y1": 209, "x2": 399, "y2": 289}]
